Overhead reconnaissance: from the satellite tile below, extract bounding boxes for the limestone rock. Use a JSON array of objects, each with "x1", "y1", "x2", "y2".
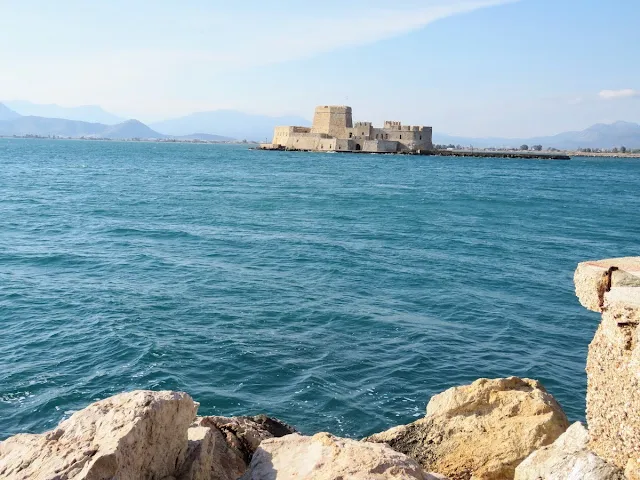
[
  {"x1": 178, "y1": 415, "x2": 297, "y2": 480},
  {"x1": 367, "y1": 377, "x2": 569, "y2": 480},
  {"x1": 514, "y1": 422, "x2": 624, "y2": 480},
  {"x1": 0, "y1": 390, "x2": 197, "y2": 480},
  {"x1": 575, "y1": 257, "x2": 640, "y2": 478},
  {"x1": 574, "y1": 257, "x2": 640, "y2": 312},
  {"x1": 241, "y1": 432, "x2": 442, "y2": 479}
]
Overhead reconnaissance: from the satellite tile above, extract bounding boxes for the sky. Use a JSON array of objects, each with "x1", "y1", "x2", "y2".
[{"x1": 1, "y1": 0, "x2": 639, "y2": 137}]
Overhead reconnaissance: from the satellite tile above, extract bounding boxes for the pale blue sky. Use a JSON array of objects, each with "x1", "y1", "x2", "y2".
[{"x1": 1, "y1": 0, "x2": 638, "y2": 136}]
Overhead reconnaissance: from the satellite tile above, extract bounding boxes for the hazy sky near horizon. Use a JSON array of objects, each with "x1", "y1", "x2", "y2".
[{"x1": 1, "y1": 0, "x2": 639, "y2": 137}]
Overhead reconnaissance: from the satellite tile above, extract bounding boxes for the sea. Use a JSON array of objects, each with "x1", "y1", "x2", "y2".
[{"x1": 1, "y1": 138, "x2": 638, "y2": 440}]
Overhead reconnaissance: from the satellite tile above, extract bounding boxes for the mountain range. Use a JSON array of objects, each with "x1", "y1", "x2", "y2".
[
  {"x1": 0, "y1": 104, "x2": 232, "y2": 141},
  {"x1": 2, "y1": 100, "x2": 640, "y2": 148},
  {"x1": 434, "y1": 121, "x2": 640, "y2": 150},
  {"x1": 3, "y1": 100, "x2": 126, "y2": 125},
  {"x1": 149, "y1": 110, "x2": 310, "y2": 142}
]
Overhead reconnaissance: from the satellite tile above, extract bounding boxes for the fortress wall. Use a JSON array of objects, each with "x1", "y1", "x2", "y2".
[
  {"x1": 283, "y1": 134, "x2": 336, "y2": 151},
  {"x1": 375, "y1": 128, "x2": 419, "y2": 142},
  {"x1": 335, "y1": 139, "x2": 354, "y2": 151},
  {"x1": 318, "y1": 138, "x2": 337, "y2": 151},
  {"x1": 288, "y1": 136, "x2": 318, "y2": 150},
  {"x1": 350, "y1": 123, "x2": 373, "y2": 138},
  {"x1": 272, "y1": 126, "x2": 291, "y2": 145},
  {"x1": 273, "y1": 126, "x2": 312, "y2": 146},
  {"x1": 363, "y1": 140, "x2": 399, "y2": 153},
  {"x1": 344, "y1": 126, "x2": 432, "y2": 152}
]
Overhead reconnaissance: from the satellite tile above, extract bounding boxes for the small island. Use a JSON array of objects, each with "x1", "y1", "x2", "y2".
[
  {"x1": 260, "y1": 105, "x2": 433, "y2": 154},
  {"x1": 259, "y1": 106, "x2": 571, "y2": 160}
]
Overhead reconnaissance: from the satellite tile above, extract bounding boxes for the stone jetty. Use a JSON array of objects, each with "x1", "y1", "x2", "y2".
[{"x1": 1, "y1": 257, "x2": 638, "y2": 479}]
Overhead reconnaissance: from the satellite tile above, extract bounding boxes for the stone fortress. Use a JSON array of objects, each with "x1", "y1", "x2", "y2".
[{"x1": 261, "y1": 105, "x2": 434, "y2": 154}]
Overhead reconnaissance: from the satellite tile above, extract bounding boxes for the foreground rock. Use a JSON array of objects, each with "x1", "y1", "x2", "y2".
[
  {"x1": 179, "y1": 415, "x2": 296, "y2": 480},
  {"x1": 0, "y1": 390, "x2": 197, "y2": 480},
  {"x1": 242, "y1": 432, "x2": 446, "y2": 480},
  {"x1": 575, "y1": 257, "x2": 640, "y2": 478},
  {"x1": 367, "y1": 377, "x2": 569, "y2": 480},
  {"x1": 0, "y1": 391, "x2": 296, "y2": 480},
  {"x1": 514, "y1": 422, "x2": 624, "y2": 480}
]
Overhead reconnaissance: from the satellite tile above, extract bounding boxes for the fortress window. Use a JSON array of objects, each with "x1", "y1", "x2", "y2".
[
  {"x1": 420, "y1": 135, "x2": 422, "y2": 140},
  {"x1": 400, "y1": 135, "x2": 402, "y2": 140},
  {"x1": 385, "y1": 134, "x2": 388, "y2": 139},
  {"x1": 349, "y1": 132, "x2": 353, "y2": 138}
]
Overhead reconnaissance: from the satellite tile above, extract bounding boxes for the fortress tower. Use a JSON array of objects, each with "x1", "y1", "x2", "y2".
[{"x1": 311, "y1": 106, "x2": 353, "y2": 138}]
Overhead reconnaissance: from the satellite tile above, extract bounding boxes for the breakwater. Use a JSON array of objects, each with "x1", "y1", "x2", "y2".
[
  {"x1": 256, "y1": 146, "x2": 571, "y2": 160},
  {"x1": 434, "y1": 150, "x2": 571, "y2": 160}
]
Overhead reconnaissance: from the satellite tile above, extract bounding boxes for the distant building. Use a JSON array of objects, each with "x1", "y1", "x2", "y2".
[{"x1": 261, "y1": 106, "x2": 433, "y2": 153}]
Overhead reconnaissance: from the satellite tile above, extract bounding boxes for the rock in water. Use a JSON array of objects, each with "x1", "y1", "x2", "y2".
[
  {"x1": 514, "y1": 422, "x2": 624, "y2": 480},
  {"x1": 574, "y1": 257, "x2": 640, "y2": 479},
  {"x1": 366, "y1": 377, "x2": 569, "y2": 480},
  {"x1": 241, "y1": 432, "x2": 444, "y2": 480},
  {"x1": 178, "y1": 415, "x2": 297, "y2": 480},
  {"x1": 0, "y1": 390, "x2": 197, "y2": 480}
]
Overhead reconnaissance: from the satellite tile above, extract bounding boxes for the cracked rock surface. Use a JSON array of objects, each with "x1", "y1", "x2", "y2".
[{"x1": 575, "y1": 257, "x2": 640, "y2": 479}]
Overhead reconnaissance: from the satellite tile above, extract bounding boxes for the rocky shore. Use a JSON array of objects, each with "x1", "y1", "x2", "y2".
[{"x1": 1, "y1": 257, "x2": 638, "y2": 480}]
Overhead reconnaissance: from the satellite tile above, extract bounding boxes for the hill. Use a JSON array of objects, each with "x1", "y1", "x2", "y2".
[
  {"x1": 529, "y1": 121, "x2": 640, "y2": 149},
  {"x1": 434, "y1": 121, "x2": 640, "y2": 150},
  {"x1": 0, "y1": 103, "x2": 22, "y2": 121},
  {"x1": 0, "y1": 116, "x2": 106, "y2": 137},
  {"x1": 3, "y1": 100, "x2": 126, "y2": 125},
  {"x1": 0, "y1": 116, "x2": 165, "y2": 139},
  {"x1": 101, "y1": 119, "x2": 165, "y2": 139},
  {"x1": 0, "y1": 115, "x2": 237, "y2": 141},
  {"x1": 151, "y1": 110, "x2": 310, "y2": 142}
]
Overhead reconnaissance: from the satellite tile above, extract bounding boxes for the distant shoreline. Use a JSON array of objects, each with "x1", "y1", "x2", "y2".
[
  {"x1": 2, "y1": 136, "x2": 639, "y2": 158},
  {"x1": 566, "y1": 151, "x2": 640, "y2": 158},
  {"x1": 0, "y1": 135, "x2": 257, "y2": 146}
]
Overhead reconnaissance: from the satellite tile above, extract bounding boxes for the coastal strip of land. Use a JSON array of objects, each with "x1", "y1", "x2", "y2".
[
  {"x1": 256, "y1": 145, "x2": 571, "y2": 160},
  {"x1": 434, "y1": 149, "x2": 571, "y2": 160}
]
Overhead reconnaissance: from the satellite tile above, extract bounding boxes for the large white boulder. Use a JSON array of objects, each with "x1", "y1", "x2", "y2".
[
  {"x1": 0, "y1": 390, "x2": 197, "y2": 480},
  {"x1": 367, "y1": 377, "x2": 569, "y2": 480},
  {"x1": 242, "y1": 432, "x2": 443, "y2": 480},
  {"x1": 515, "y1": 422, "x2": 623, "y2": 479}
]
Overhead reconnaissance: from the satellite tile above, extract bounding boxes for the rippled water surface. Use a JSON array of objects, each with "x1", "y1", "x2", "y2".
[{"x1": 1, "y1": 139, "x2": 638, "y2": 440}]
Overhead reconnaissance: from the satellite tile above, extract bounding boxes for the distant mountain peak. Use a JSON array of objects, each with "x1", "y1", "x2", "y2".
[
  {"x1": 3, "y1": 100, "x2": 125, "y2": 125},
  {"x1": 0, "y1": 102, "x2": 22, "y2": 121},
  {"x1": 434, "y1": 120, "x2": 640, "y2": 150},
  {"x1": 612, "y1": 120, "x2": 638, "y2": 126}
]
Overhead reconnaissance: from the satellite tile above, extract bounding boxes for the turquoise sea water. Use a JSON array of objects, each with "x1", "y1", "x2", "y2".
[{"x1": 1, "y1": 139, "x2": 638, "y2": 440}]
